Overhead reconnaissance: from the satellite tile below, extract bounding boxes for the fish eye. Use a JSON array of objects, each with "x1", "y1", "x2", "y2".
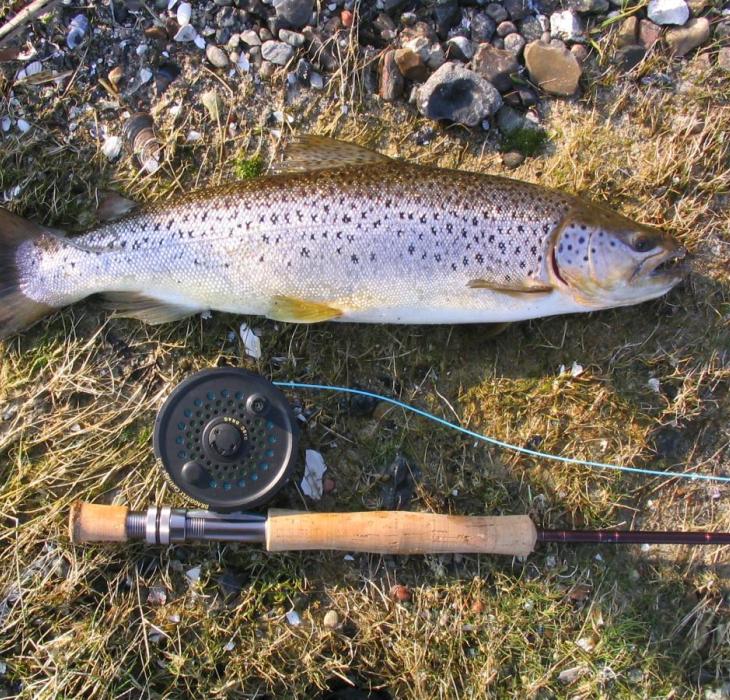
[{"x1": 632, "y1": 236, "x2": 655, "y2": 253}]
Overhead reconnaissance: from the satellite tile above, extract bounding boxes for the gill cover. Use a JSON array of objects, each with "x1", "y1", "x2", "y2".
[{"x1": 551, "y1": 201, "x2": 685, "y2": 307}]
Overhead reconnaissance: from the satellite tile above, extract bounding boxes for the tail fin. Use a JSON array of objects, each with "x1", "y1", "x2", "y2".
[{"x1": 0, "y1": 208, "x2": 56, "y2": 339}]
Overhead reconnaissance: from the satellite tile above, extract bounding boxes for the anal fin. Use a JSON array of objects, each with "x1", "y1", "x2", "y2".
[
  {"x1": 101, "y1": 293, "x2": 204, "y2": 325},
  {"x1": 268, "y1": 295, "x2": 342, "y2": 323}
]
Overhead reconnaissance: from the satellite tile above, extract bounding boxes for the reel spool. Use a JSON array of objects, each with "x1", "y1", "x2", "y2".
[{"x1": 153, "y1": 368, "x2": 299, "y2": 511}]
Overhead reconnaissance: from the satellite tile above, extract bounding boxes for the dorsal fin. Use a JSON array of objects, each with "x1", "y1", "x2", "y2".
[
  {"x1": 271, "y1": 135, "x2": 391, "y2": 174},
  {"x1": 96, "y1": 191, "x2": 138, "y2": 222}
]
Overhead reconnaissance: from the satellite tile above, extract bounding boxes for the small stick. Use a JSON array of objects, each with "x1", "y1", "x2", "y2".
[{"x1": 0, "y1": 0, "x2": 58, "y2": 46}]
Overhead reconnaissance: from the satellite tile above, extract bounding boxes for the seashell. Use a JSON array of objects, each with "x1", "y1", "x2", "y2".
[
  {"x1": 155, "y1": 61, "x2": 180, "y2": 94},
  {"x1": 66, "y1": 14, "x2": 89, "y2": 50},
  {"x1": 123, "y1": 113, "x2": 162, "y2": 174},
  {"x1": 174, "y1": 24, "x2": 196, "y2": 42},
  {"x1": 108, "y1": 66, "x2": 124, "y2": 87},
  {"x1": 176, "y1": 2, "x2": 191, "y2": 26}
]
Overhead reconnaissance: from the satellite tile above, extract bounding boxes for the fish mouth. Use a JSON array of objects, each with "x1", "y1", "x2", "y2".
[{"x1": 635, "y1": 247, "x2": 688, "y2": 281}]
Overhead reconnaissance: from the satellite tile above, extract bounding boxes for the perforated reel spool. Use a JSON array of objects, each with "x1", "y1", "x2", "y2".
[{"x1": 153, "y1": 368, "x2": 299, "y2": 511}]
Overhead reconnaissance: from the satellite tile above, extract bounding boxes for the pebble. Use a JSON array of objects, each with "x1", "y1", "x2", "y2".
[
  {"x1": 496, "y1": 104, "x2": 537, "y2": 135},
  {"x1": 206, "y1": 44, "x2": 229, "y2": 67},
  {"x1": 446, "y1": 36, "x2": 475, "y2": 61},
  {"x1": 570, "y1": 43, "x2": 589, "y2": 62},
  {"x1": 497, "y1": 21, "x2": 518, "y2": 37},
  {"x1": 261, "y1": 40, "x2": 295, "y2": 65},
  {"x1": 425, "y1": 43, "x2": 447, "y2": 69},
  {"x1": 616, "y1": 16, "x2": 638, "y2": 47},
  {"x1": 472, "y1": 43, "x2": 520, "y2": 92},
  {"x1": 416, "y1": 62, "x2": 503, "y2": 127},
  {"x1": 503, "y1": 33, "x2": 526, "y2": 54},
  {"x1": 519, "y1": 16, "x2": 544, "y2": 41},
  {"x1": 550, "y1": 10, "x2": 584, "y2": 42},
  {"x1": 524, "y1": 40, "x2": 582, "y2": 95},
  {"x1": 273, "y1": 0, "x2": 314, "y2": 29},
  {"x1": 241, "y1": 29, "x2": 261, "y2": 46},
  {"x1": 665, "y1": 17, "x2": 710, "y2": 56},
  {"x1": 279, "y1": 28, "x2": 306, "y2": 47},
  {"x1": 504, "y1": 0, "x2": 530, "y2": 20},
  {"x1": 379, "y1": 49, "x2": 404, "y2": 101},
  {"x1": 647, "y1": 0, "x2": 690, "y2": 25},
  {"x1": 639, "y1": 19, "x2": 662, "y2": 48},
  {"x1": 394, "y1": 47, "x2": 428, "y2": 81},
  {"x1": 504, "y1": 33, "x2": 527, "y2": 56},
  {"x1": 310, "y1": 71, "x2": 324, "y2": 89},
  {"x1": 719, "y1": 46, "x2": 730, "y2": 71},
  {"x1": 486, "y1": 3, "x2": 509, "y2": 23},
  {"x1": 565, "y1": 0, "x2": 609, "y2": 12},
  {"x1": 341, "y1": 9, "x2": 353, "y2": 28},
  {"x1": 502, "y1": 150, "x2": 525, "y2": 168},
  {"x1": 259, "y1": 61, "x2": 276, "y2": 79},
  {"x1": 323, "y1": 610, "x2": 339, "y2": 628},
  {"x1": 471, "y1": 13, "x2": 496, "y2": 42},
  {"x1": 389, "y1": 584, "x2": 412, "y2": 602}
]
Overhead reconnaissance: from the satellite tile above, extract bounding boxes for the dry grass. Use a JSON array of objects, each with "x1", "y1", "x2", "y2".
[{"x1": 0, "y1": 9, "x2": 729, "y2": 699}]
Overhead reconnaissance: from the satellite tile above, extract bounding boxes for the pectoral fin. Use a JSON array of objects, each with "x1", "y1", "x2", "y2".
[
  {"x1": 468, "y1": 278, "x2": 553, "y2": 295},
  {"x1": 101, "y1": 293, "x2": 204, "y2": 324},
  {"x1": 268, "y1": 295, "x2": 343, "y2": 323},
  {"x1": 271, "y1": 135, "x2": 391, "y2": 174}
]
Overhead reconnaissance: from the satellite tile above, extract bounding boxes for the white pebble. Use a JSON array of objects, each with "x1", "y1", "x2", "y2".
[
  {"x1": 286, "y1": 610, "x2": 301, "y2": 626},
  {"x1": 185, "y1": 566, "x2": 201, "y2": 583},
  {"x1": 1, "y1": 117, "x2": 11, "y2": 132},
  {"x1": 550, "y1": 10, "x2": 584, "y2": 41},
  {"x1": 186, "y1": 130, "x2": 202, "y2": 142},
  {"x1": 194, "y1": 35, "x2": 206, "y2": 50},
  {"x1": 139, "y1": 67, "x2": 153, "y2": 84},
  {"x1": 647, "y1": 377, "x2": 661, "y2": 393},
  {"x1": 102, "y1": 135, "x2": 122, "y2": 160},
  {"x1": 176, "y1": 2, "x2": 192, "y2": 26},
  {"x1": 309, "y1": 72, "x2": 323, "y2": 89},
  {"x1": 17, "y1": 119, "x2": 30, "y2": 133}
]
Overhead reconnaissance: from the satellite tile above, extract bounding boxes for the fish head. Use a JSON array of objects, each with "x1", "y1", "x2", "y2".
[{"x1": 549, "y1": 202, "x2": 686, "y2": 308}]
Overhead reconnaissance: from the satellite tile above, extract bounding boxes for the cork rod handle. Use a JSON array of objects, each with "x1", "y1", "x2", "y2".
[
  {"x1": 69, "y1": 502, "x2": 130, "y2": 543},
  {"x1": 265, "y1": 510, "x2": 537, "y2": 556}
]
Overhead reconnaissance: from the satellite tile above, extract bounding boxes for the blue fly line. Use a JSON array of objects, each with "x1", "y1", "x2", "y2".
[{"x1": 273, "y1": 381, "x2": 730, "y2": 485}]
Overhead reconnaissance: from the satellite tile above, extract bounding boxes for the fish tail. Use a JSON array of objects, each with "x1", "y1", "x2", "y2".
[{"x1": 0, "y1": 208, "x2": 59, "y2": 339}]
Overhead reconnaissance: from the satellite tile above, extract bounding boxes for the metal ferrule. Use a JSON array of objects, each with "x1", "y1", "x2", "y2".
[{"x1": 127, "y1": 506, "x2": 267, "y2": 544}]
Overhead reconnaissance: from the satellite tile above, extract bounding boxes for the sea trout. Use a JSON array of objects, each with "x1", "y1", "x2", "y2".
[{"x1": 0, "y1": 136, "x2": 685, "y2": 338}]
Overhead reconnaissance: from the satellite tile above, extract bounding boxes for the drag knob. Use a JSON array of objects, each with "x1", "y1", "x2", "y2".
[{"x1": 208, "y1": 422, "x2": 243, "y2": 458}]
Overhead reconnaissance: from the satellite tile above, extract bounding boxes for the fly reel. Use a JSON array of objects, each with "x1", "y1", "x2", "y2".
[{"x1": 153, "y1": 368, "x2": 299, "y2": 511}]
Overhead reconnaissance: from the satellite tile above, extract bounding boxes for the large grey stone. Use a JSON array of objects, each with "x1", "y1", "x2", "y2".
[{"x1": 416, "y1": 62, "x2": 502, "y2": 127}]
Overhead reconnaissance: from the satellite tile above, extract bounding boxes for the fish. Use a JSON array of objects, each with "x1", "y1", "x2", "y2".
[{"x1": 0, "y1": 135, "x2": 686, "y2": 339}]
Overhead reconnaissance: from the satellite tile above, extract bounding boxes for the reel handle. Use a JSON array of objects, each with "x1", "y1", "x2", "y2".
[
  {"x1": 266, "y1": 510, "x2": 537, "y2": 556},
  {"x1": 69, "y1": 502, "x2": 537, "y2": 556}
]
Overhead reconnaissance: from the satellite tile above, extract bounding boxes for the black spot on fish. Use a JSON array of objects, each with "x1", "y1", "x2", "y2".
[
  {"x1": 351, "y1": 254, "x2": 359, "y2": 264},
  {"x1": 300, "y1": 248, "x2": 310, "y2": 258},
  {"x1": 407, "y1": 244, "x2": 415, "y2": 255}
]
